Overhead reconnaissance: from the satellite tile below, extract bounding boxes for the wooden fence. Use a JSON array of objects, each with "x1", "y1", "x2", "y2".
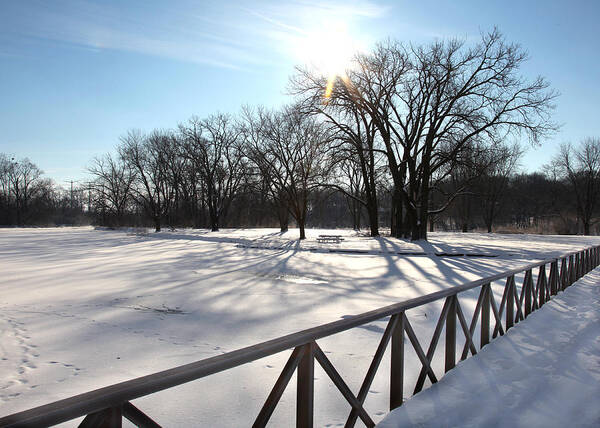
[{"x1": 1, "y1": 246, "x2": 599, "y2": 428}]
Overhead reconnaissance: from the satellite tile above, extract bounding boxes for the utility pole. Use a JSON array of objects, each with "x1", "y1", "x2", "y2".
[{"x1": 64, "y1": 180, "x2": 78, "y2": 212}]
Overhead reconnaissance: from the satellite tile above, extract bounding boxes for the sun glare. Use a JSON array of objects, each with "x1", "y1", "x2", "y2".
[{"x1": 294, "y1": 21, "x2": 360, "y2": 98}]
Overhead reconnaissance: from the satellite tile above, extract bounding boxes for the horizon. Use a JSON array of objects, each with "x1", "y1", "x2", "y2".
[{"x1": 1, "y1": 0, "x2": 599, "y2": 185}]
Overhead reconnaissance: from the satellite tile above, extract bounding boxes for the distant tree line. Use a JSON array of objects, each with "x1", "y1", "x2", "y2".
[
  {"x1": 0, "y1": 154, "x2": 90, "y2": 226},
  {"x1": 3, "y1": 31, "x2": 598, "y2": 237},
  {"x1": 2, "y1": 139, "x2": 600, "y2": 236}
]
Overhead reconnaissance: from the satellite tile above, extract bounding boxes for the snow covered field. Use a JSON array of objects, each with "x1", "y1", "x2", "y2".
[
  {"x1": 378, "y1": 268, "x2": 600, "y2": 428},
  {"x1": 1, "y1": 227, "x2": 599, "y2": 426}
]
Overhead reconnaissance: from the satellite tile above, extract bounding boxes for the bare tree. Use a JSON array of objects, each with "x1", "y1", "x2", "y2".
[
  {"x1": 291, "y1": 81, "x2": 384, "y2": 237},
  {"x1": 245, "y1": 105, "x2": 332, "y2": 239},
  {"x1": 119, "y1": 130, "x2": 176, "y2": 232},
  {"x1": 337, "y1": 156, "x2": 364, "y2": 231},
  {"x1": 88, "y1": 153, "x2": 135, "y2": 227},
  {"x1": 241, "y1": 106, "x2": 291, "y2": 232},
  {"x1": 0, "y1": 154, "x2": 11, "y2": 222},
  {"x1": 478, "y1": 143, "x2": 522, "y2": 232},
  {"x1": 180, "y1": 114, "x2": 246, "y2": 231},
  {"x1": 293, "y1": 29, "x2": 557, "y2": 240},
  {"x1": 551, "y1": 138, "x2": 600, "y2": 235},
  {"x1": 6, "y1": 158, "x2": 43, "y2": 225}
]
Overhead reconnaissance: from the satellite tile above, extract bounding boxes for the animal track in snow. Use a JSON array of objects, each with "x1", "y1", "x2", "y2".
[
  {"x1": 0, "y1": 315, "x2": 40, "y2": 401},
  {"x1": 46, "y1": 360, "x2": 84, "y2": 380}
]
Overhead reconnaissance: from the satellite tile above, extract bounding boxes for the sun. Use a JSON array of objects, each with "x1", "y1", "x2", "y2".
[
  {"x1": 293, "y1": 20, "x2": 360, "y2": 96},
  {"x1": 303, "y1": 22, "x2": 356, "y2": 75}
]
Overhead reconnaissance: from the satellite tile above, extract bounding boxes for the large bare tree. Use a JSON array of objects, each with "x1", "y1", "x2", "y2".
[
  {"x1": 291, "y1": 86, "x2": 384, "y2": 237},
  {"x1": 293, "y1": 29, "x2": 557, "y2": 240}
]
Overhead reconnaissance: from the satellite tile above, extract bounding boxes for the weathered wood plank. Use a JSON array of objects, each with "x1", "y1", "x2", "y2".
[
  {"x1": 122, "y1": 402, "x2": 161, "y2": 428},
  {"x1": 461, "y1": 286, "x2": 484, "y2": 359},
  {"x1": 523, "y1": 269, "x2": 532, "y2": 316},
  {"x1": 480, "y1": 283, "x2": 491, "y2": 348},
  {"x1": 456, "y1": 298, "x2": 477, "y2": 360},
  {"x1": 346, "y1": 314, "x2": 399, "y2": 427},
  {"x1": 445, "y1": 296, "x2": 457, "y2": 372},
  {"x1": 297, "y1": 343, "x2": 314, "y2": 428},
  {"x1": 313, "y1": 345, "x2": 374, "y2": 427},
  {"x1": 506, "y1": 276, "x2": 515, "y2": 330},
  {"x1": 389, "y1": 314, "x2": 404, "y2": 412},
  {"x1": 253, "y1": 346, "x2": 305, "y2": 428},
  {"x1": 490, "y1": 289, "x2": 506, "y2": 338},
  {"x1": 404, "y1": 317, "x2": 438, "y2": 394},
  {"x1": 414, "y1": 298, "x2": 451, "y2": 392}
]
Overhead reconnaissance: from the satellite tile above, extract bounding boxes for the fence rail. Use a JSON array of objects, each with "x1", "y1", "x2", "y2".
[{"x1": 1, "y1": 245, "x2": 599, "y2": 428}]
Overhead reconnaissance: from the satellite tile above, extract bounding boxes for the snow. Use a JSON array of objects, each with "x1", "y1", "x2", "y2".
[
  {"x1": 377, "y1": 268, "x2": 600, "y2": 428},
  {"x1": 1, "y1": 227, "x2": 599, "y2": 427}
]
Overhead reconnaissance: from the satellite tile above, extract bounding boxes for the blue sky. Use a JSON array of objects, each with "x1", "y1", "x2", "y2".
[{"x1": 1, "y1": 0, "x2": 599, "y2": 184}]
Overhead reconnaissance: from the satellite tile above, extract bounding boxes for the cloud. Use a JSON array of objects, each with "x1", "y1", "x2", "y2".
[
  {"x1": 288, "y1": 0, "x2": 388, "y2": 18},
  {"x1": 2, "y1": 0, "x2": 386, "y2": 70}
]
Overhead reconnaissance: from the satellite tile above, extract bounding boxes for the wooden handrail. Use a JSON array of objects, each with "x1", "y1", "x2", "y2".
[{"x1": 1, "y1": 245, "x2": 598, "y2": 428}]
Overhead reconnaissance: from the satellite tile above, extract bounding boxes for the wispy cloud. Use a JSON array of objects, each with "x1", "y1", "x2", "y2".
[
  {"x1": 1, "y1": 0, "x2": 387, "y2": 70},
  {"x1": 239, "y1": 0, "x2": 388, "y2": 67}
]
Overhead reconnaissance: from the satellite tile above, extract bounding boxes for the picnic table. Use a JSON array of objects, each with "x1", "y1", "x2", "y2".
[{"x1": 316, "y1": 234, "x2": 345, "y2": 244}]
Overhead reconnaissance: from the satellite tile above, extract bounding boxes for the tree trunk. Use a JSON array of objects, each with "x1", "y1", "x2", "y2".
[
  {"x1": 208, "y1": 204, "x2": 219, "y2": 231},
  {"x1": 390, "y1": 195, "x2": 396, "y2": 237},
  {"x1": 278, "y1": 202, "x2": 289, "y2": 233},
  {"x1": 416, "y1": 159, "x2": 431, "y2": 241},
  {"x1": 299, "y1": 221, "x2": 306, "y2": 240},
  {"x1": 391, "y1": 190, "x2": 404, "y2": 238},
  {"x1": 411, "y1": 219, "x2": 427, "y2": 240},
  {"x1": 367, "y1": 203, "x2": 379, "y2": 237},
  {"x1": 402, "y1": 200, "x2": 419, "y2": 240},
  {"x1": 352, "y1": 198, "x2": 361, "y2": 231},
  {"x1": 154, "y1": 215, "x2": 161, "y2": 232}
]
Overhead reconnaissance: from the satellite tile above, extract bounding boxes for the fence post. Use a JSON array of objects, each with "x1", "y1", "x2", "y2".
[
  {"x1": 481, "y1": 283, "x2": 490, "y2": 348},
  {"x1": 297, "y1": 342, "x2": 314, "y2": 428},
  {"x1": 79, "y1": 406, "x2": 122, "y2": 428},
  {"x1": 586, "y1": 249, "x2": 590, "y2": 272},
  {"x1": 524, "y1": 269, "x2": 532, "y2": 316},
  {"x1": 538, "y1": 265, "x2": 547, "y2": 307},
  {"x1": 105, "y1": 407, "x2": 123, "y2": 428},
  {"x1": 445, "y1": 295, "x2": 457, "y2": 372},
  {"x1": 568, "y1": 255, "x2": 575, "y2": 288},
  {"x1": 506, "y1": 276, "x2": 515, "y2": 330},
  {"x1": 390, "y1": 313, "x2": 405, "y2": 410},
  {"x1": 549, "y1": 261, "x2": 558, "y2": 296}
]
